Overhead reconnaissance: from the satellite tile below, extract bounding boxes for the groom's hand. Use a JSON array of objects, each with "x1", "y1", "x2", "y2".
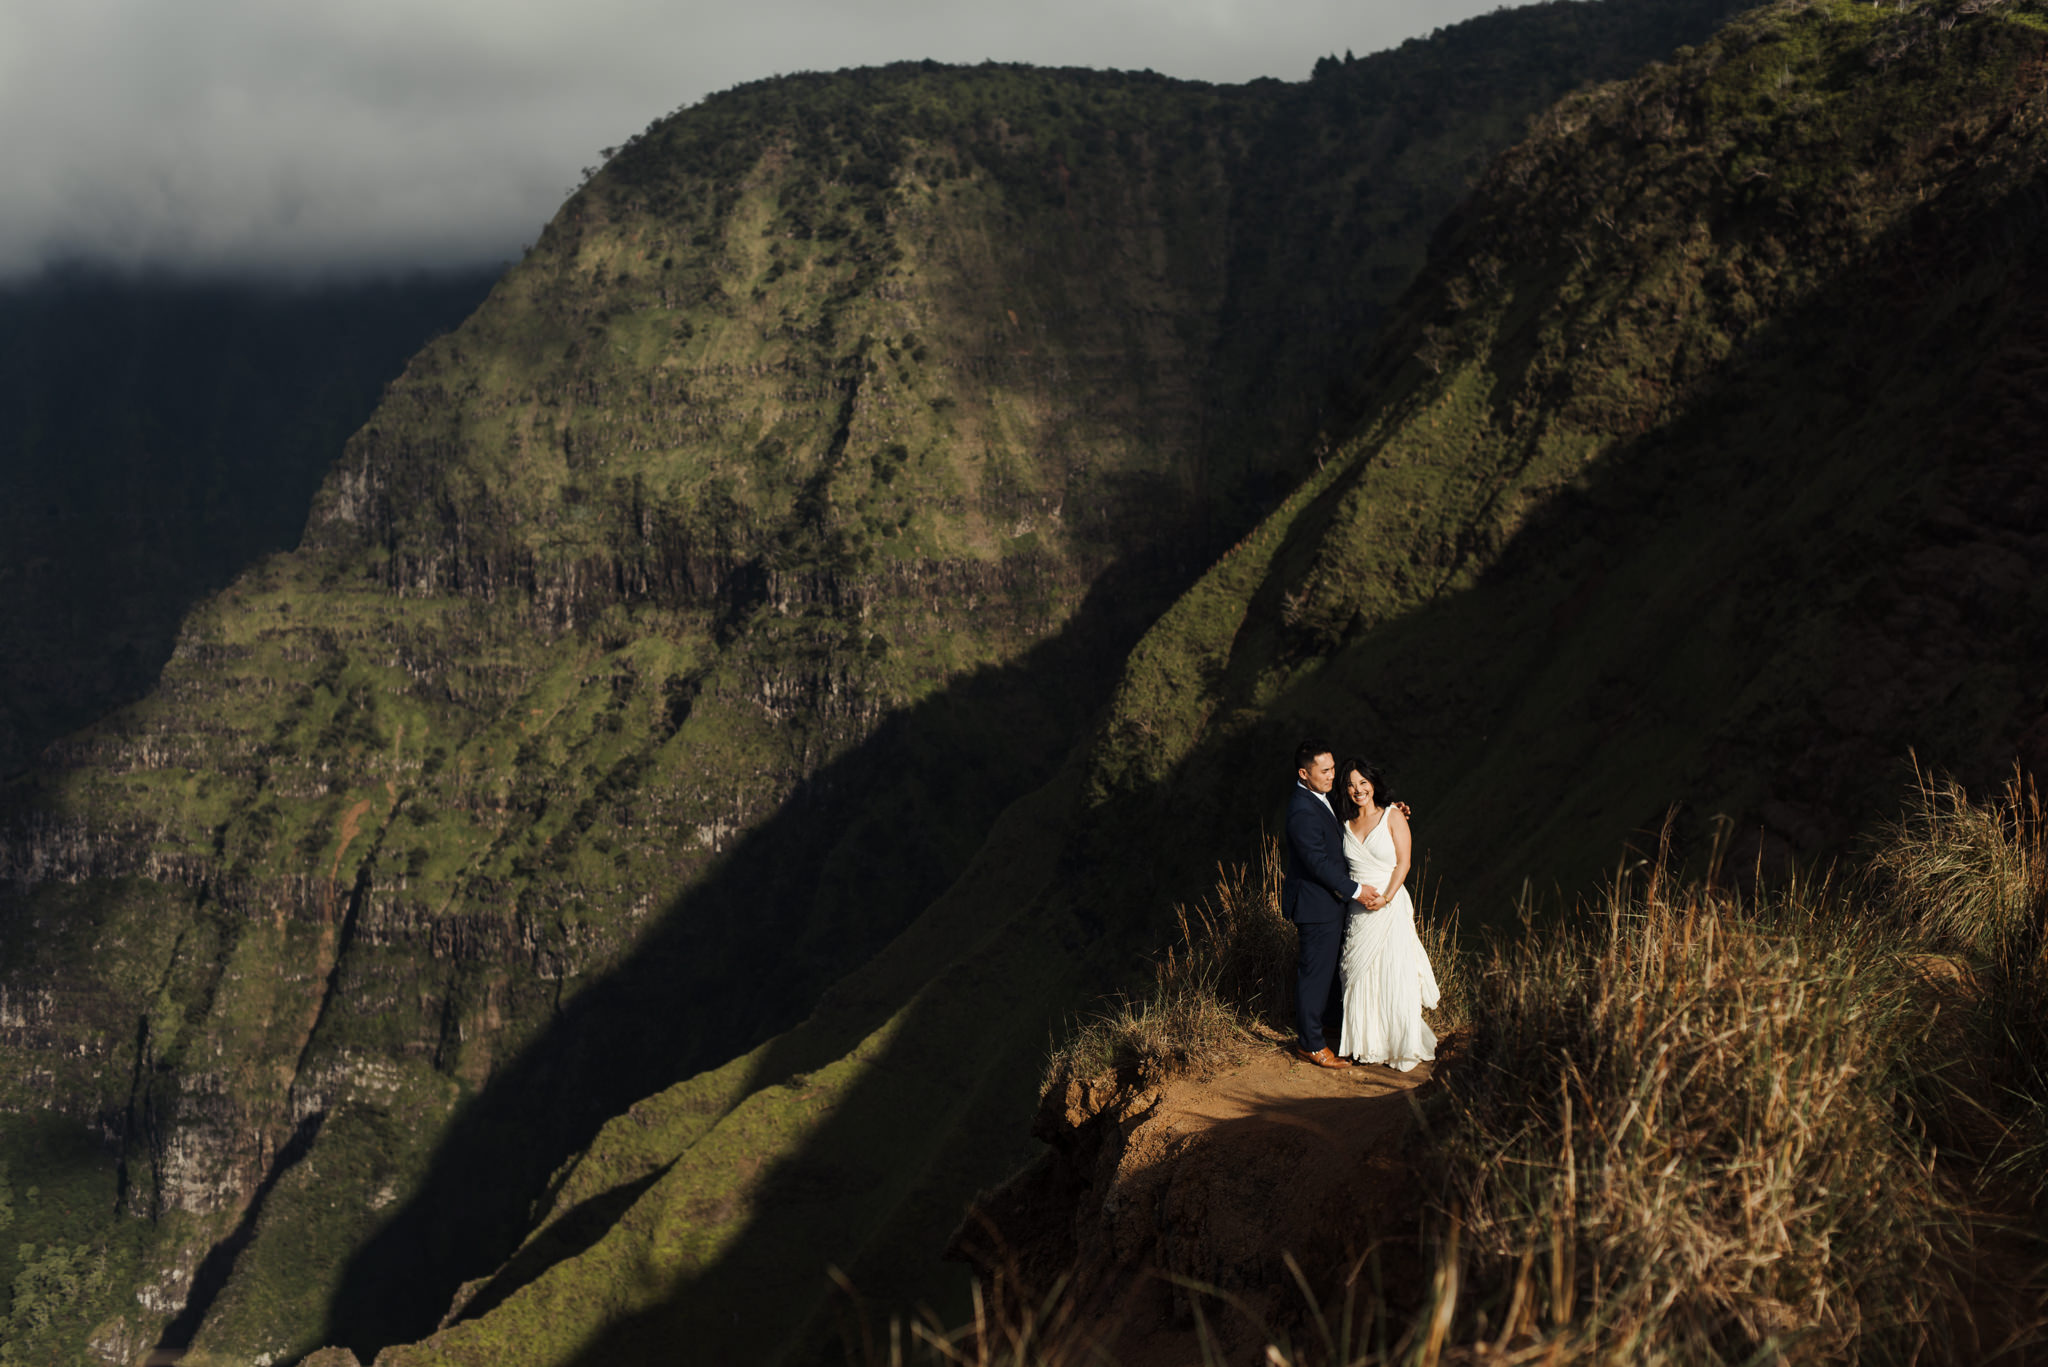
[
  {"x1": 1396, "y1": 802, "x2": 1413, "y2": 820},
  {"x1": 1355, "y1": 884, "x2": 1381, "y2": 905}
]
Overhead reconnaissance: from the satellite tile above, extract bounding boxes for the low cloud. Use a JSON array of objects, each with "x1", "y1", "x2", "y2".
[{"x1": 1, "y1": 0, "x2": 1513, "y2": 277}]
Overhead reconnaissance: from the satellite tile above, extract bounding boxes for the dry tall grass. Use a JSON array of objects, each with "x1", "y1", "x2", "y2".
[
  {"x1": 1870, "y1": 768, "x2": 2048, "y2": 1212},
  {"x1": 832, "y1": 1267, "x2": 1116, "y2": 1367},
  {"x1": 1420, "y1": 872, "x2": 1961, "y2": 1364},
  {"x1": 1870, "y1": 765, "x2": 2047, "y2": 958},
  {"x1": 1260, "y1": 778, "x2": 2048, "y2": 1366},
  {"x1": 1413, "y1": 863, "x2": 1467, "y2": 1039}
]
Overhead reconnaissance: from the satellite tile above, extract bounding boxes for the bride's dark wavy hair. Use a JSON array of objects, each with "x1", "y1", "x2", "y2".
[{"x1": 1335, "y1": 757, "x2": 1391, "y2": 818}]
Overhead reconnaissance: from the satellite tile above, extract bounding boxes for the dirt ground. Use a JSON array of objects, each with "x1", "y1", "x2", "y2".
[{"x1": 959, "y1": 1040, "x2": 1443, "y2": 1367}]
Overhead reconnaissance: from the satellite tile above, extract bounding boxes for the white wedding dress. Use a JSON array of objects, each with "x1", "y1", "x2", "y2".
[{"x1": 1337, "y1": 810, "x2": 1440, "y2": 1070}]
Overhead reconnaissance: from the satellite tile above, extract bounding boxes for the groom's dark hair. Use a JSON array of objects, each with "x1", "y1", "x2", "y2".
[{"x1": 1294, "y1": 738, "x2": 1333, "y2": 773}]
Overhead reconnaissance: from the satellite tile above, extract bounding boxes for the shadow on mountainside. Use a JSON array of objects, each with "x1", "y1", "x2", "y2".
[
  {"x1": 1080, "y1": 156, "x2": 2048, "y2": 927},
  {"x1": 556, "y1": 1033, "x2": 1441, "y2": 1367},
  {"x1": 301, "y1": 117, "x2": 2048, "y2": 1365},
  {"x1": 0, "y1": 267, "x2": 498, "y2": 779},
  {"x1": 551, "y1": 912, "x2": 1088, "y2": 1366},
  {"x1": 306, "y1": 545, "x2": 1206, "y2": 1359}
]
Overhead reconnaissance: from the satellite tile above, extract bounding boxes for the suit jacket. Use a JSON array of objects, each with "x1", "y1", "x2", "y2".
[{"x1": 1282, "y1": 784, "x2": 1360, "y2": 925}]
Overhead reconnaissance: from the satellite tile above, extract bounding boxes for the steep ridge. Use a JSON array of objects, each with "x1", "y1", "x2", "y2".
[
  {"x1": 377, "y1": 2, "x2": 2048, "y2": 1363},
  {"x1": 1081, "y1": 0, "x2": 2048, "y2": 912},
  {"x1": 0, "y1": 4, "x2": 1748, "y2": 1362}
]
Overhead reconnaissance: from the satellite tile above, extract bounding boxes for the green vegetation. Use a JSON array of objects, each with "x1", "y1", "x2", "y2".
[
  {"x1": 817, "y1": 2, "x2": 2048, "y2": 1359},
  {"x1": 1078, "y1": 0, "x2": 2048, "y2": 927},
  {"x1": 4, "y1": 1244, "x2": 108, "y2": 1361},
  {"x1": 0, "y1": 1116, "x2": 163, "y2": 1366},
  {"x1": 20, "y1": 0, "x2": 2048, "y2": 1361}
]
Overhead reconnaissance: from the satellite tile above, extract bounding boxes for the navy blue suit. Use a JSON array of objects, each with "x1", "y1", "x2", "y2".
[{"x1": 1283, "y1": 783, "x2": 1360, "y2": 1054}]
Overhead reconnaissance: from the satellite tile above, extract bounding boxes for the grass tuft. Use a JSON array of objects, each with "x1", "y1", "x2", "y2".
[
  {"x1": 833, "y1": 1263, "x2": 1115, "y2": 1367},
  {"x1": 1868, "y1": 762, "x2": 2047, "y2": 960}
]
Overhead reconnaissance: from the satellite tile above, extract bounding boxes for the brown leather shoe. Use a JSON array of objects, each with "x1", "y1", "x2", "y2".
[{"x1": 1294, "y1": 1046, "x2": 1353, "y2": 1069}]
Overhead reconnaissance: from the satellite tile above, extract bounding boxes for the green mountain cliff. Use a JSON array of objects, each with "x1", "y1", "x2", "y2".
[
  {"x1": 377, "y1": 2, "x2": 2048, "y2": 1363},
  {"x1": 0, "y1": 4, "x2": 1754, "y2": 1361},
  {"x1": 1086, "y1": 0, "x2": 2048, "y2": 907},
  {"x1": 49, "y1": 0, "x2": 2048, "y2": 1359}
]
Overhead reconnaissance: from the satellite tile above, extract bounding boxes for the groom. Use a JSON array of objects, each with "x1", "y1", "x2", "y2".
[{"x1": 1282, "y1": 738, "x2": 1378, "y2": 1069}]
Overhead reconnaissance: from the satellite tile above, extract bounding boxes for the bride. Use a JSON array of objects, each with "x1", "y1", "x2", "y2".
[{"x1": 1335, "y1": 758, "x2": 1440, "y2": 1071}]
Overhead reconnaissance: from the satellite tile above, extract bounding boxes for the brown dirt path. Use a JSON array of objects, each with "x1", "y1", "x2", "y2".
[{"x1": 964, "y1": 1041, "x2": 1445, "y2": 1367}]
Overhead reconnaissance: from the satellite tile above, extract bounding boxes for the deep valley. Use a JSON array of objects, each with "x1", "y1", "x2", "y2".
[{"x1": 4, "y1": 1, "x2": 2047, "y2": 1362}]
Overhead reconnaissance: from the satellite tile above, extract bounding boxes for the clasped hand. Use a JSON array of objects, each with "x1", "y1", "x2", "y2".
[{"x1": 1355, "y1": 884, "x2": 1385, "y2": 910}]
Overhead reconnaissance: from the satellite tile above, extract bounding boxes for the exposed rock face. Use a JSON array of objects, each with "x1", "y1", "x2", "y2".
[{"x1": 0, "y1": 8, "x2": 1755, "y2": 1359}]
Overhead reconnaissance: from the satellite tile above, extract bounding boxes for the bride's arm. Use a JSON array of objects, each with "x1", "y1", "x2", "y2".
[{"x1": 1372, "y1": 808, "x2": 1413, "y2": 910}]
